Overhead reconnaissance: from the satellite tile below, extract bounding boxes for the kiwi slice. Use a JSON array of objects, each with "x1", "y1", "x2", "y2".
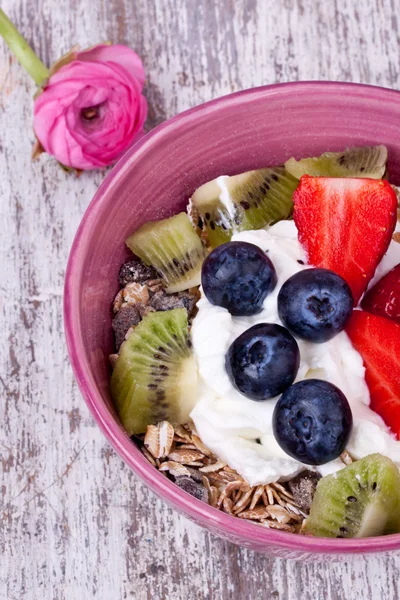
[
  {"x1": 285, "y1": 145, "x2": 387, "y2": 179},
  {"x1": 126, "y1": 213, "x2": 207, "y2": 293},
  {"x1": 111, "y1": 308, "x2": 197, "y2": 435},
  {"x1": 191, "y1": 167, "x2": 298, "y2": 248},
  {"x1": 304, "y1": 454, "x2": 400, "y2": 538}
]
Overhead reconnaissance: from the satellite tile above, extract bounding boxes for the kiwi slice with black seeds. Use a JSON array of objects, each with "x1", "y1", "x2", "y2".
[
  {"x1": 191, "y1": 167, "x2": 298, "y2": 248},
  {"x1": 111, "y1": 308, "x2": 197, "y2": 435},
  {"x1": 285, "y1": 145, "x2": 387, "y2": 179},
  {"x1": 126, "y1": 212, "x2": 207, "y2": 293},
  {"x1": 304, "y1": 454, "x2": 400, "y2": 538}
]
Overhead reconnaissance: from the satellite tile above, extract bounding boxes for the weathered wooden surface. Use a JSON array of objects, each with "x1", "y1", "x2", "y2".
[{"x1": 1, "y1": 0, "x2": 400, "y2": 598}]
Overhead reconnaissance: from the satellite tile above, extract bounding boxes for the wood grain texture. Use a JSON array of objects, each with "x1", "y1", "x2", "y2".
[{"x1": 1, "y1": 0, "x2": 400, "y2": 598}]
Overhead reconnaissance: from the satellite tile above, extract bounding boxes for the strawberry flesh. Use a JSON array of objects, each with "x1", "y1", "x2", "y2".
[
  {"x1": 361, "y1": 263, "x2": 400, "y2": 324},
  {"x1": 293, "y1": 177, "x2": 397, "y2": 304},
  {"x1": 346, "y1": 311, "x2": 400, "y2": 439}
]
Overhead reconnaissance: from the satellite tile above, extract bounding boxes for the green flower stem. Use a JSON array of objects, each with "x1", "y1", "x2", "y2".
[{"x1": 0, "y1": 9, "x2": 49, "y2": 86}]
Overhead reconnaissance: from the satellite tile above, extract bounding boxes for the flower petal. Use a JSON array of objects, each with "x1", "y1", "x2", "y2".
[{"x1": 77, "y1": 44, "x2": 145, "y2": 87}]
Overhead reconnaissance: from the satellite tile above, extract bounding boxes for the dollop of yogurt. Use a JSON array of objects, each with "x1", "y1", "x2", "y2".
[{"x1": 190, "y1": 219, "x2": 400, "y2": 486}]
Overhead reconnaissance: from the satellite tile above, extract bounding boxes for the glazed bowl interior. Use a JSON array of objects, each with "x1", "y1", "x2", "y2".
[{"x1": 65, "y1": 81, "x2": 400, "y2": 558}]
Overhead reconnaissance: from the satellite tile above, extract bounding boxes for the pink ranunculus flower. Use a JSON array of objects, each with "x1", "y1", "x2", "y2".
[{"x1": 33, "y1": 44, "x2": 147, "y2": 170}]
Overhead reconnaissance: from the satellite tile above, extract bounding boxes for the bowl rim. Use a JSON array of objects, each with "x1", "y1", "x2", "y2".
[{"x1": 64, "y1": 80, "x2": 400, "y2": 554}]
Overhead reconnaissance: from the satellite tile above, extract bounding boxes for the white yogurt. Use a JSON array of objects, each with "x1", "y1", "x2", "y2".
[
  {"x1": 369, "y1": 220, "x2": 400, "y2": 287},
  {"x1": 190, "y1": 220, "x2": 400, "y2": 486}
]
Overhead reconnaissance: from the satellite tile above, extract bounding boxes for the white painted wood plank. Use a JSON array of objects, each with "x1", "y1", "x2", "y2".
[{"x1": 1, "y1": 0, "x2": 400, "y2": 598}]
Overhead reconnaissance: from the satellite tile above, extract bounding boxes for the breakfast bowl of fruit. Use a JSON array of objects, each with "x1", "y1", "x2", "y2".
[{"x1": 64, "y1": 81, "x2": 400, "y2": 559}]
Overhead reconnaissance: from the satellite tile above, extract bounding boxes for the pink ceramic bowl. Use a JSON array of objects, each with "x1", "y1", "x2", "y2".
[{"x1": 65, "y1": 81, "x2": 400, "y2": 559}]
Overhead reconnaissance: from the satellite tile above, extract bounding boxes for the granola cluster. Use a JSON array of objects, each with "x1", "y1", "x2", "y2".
[
  {"x1": 139, "y1": 420, "x2": 317, "y2": 533},
  {"x1": 187, "y1": 197, "x2": 208, "y2": 244},
  {"x1": 110, "y1": 260, "x2": 199, "y2": 353}
]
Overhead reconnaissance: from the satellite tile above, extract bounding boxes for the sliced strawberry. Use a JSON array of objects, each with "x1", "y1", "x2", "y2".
[
  {"x1": 293, "y1": 177, "x2": 397, "y2": 304},
  {"x1": 346, "y1": 311, "x2": 400, "y2": 439},
  {"x1": 361, "y1": 263, "x2": 400, "y2": 324}
]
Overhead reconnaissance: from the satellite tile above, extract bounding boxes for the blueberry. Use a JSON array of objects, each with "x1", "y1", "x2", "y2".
[
  {"x1": 225, "y1": 323, "x2": 300, "y2": 401},
  {"x1": 201, "y1": 241, "x2": 277, "y2": 316},
  {"x1": 272, "y1": 379, "x2": 353, "y2": 465},
  {"x1": 277, "y1": 268, "x2": 354, "y2": 343}
]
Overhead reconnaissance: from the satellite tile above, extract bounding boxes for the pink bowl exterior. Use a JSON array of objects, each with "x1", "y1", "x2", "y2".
[{"x1": 65, "y1": 81, "x2": 400, "y2": 559}]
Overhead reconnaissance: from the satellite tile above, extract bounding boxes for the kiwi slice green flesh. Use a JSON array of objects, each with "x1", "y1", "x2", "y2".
[
  {"x1": 111, "y1": 308, "x2": 197, "y2": 435},
  {"x1": 285, "y1": 145, "x2": 387, "y2": 179},
  {"x1": 304, "y1": 454, "x2": 400, "y2": 538},
  {"x1": 126, "y1": 212, "x2": 207, "y2": 293},
  {"x1": 191, "y1": 167, "x2": 298, "y2": 248}
]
